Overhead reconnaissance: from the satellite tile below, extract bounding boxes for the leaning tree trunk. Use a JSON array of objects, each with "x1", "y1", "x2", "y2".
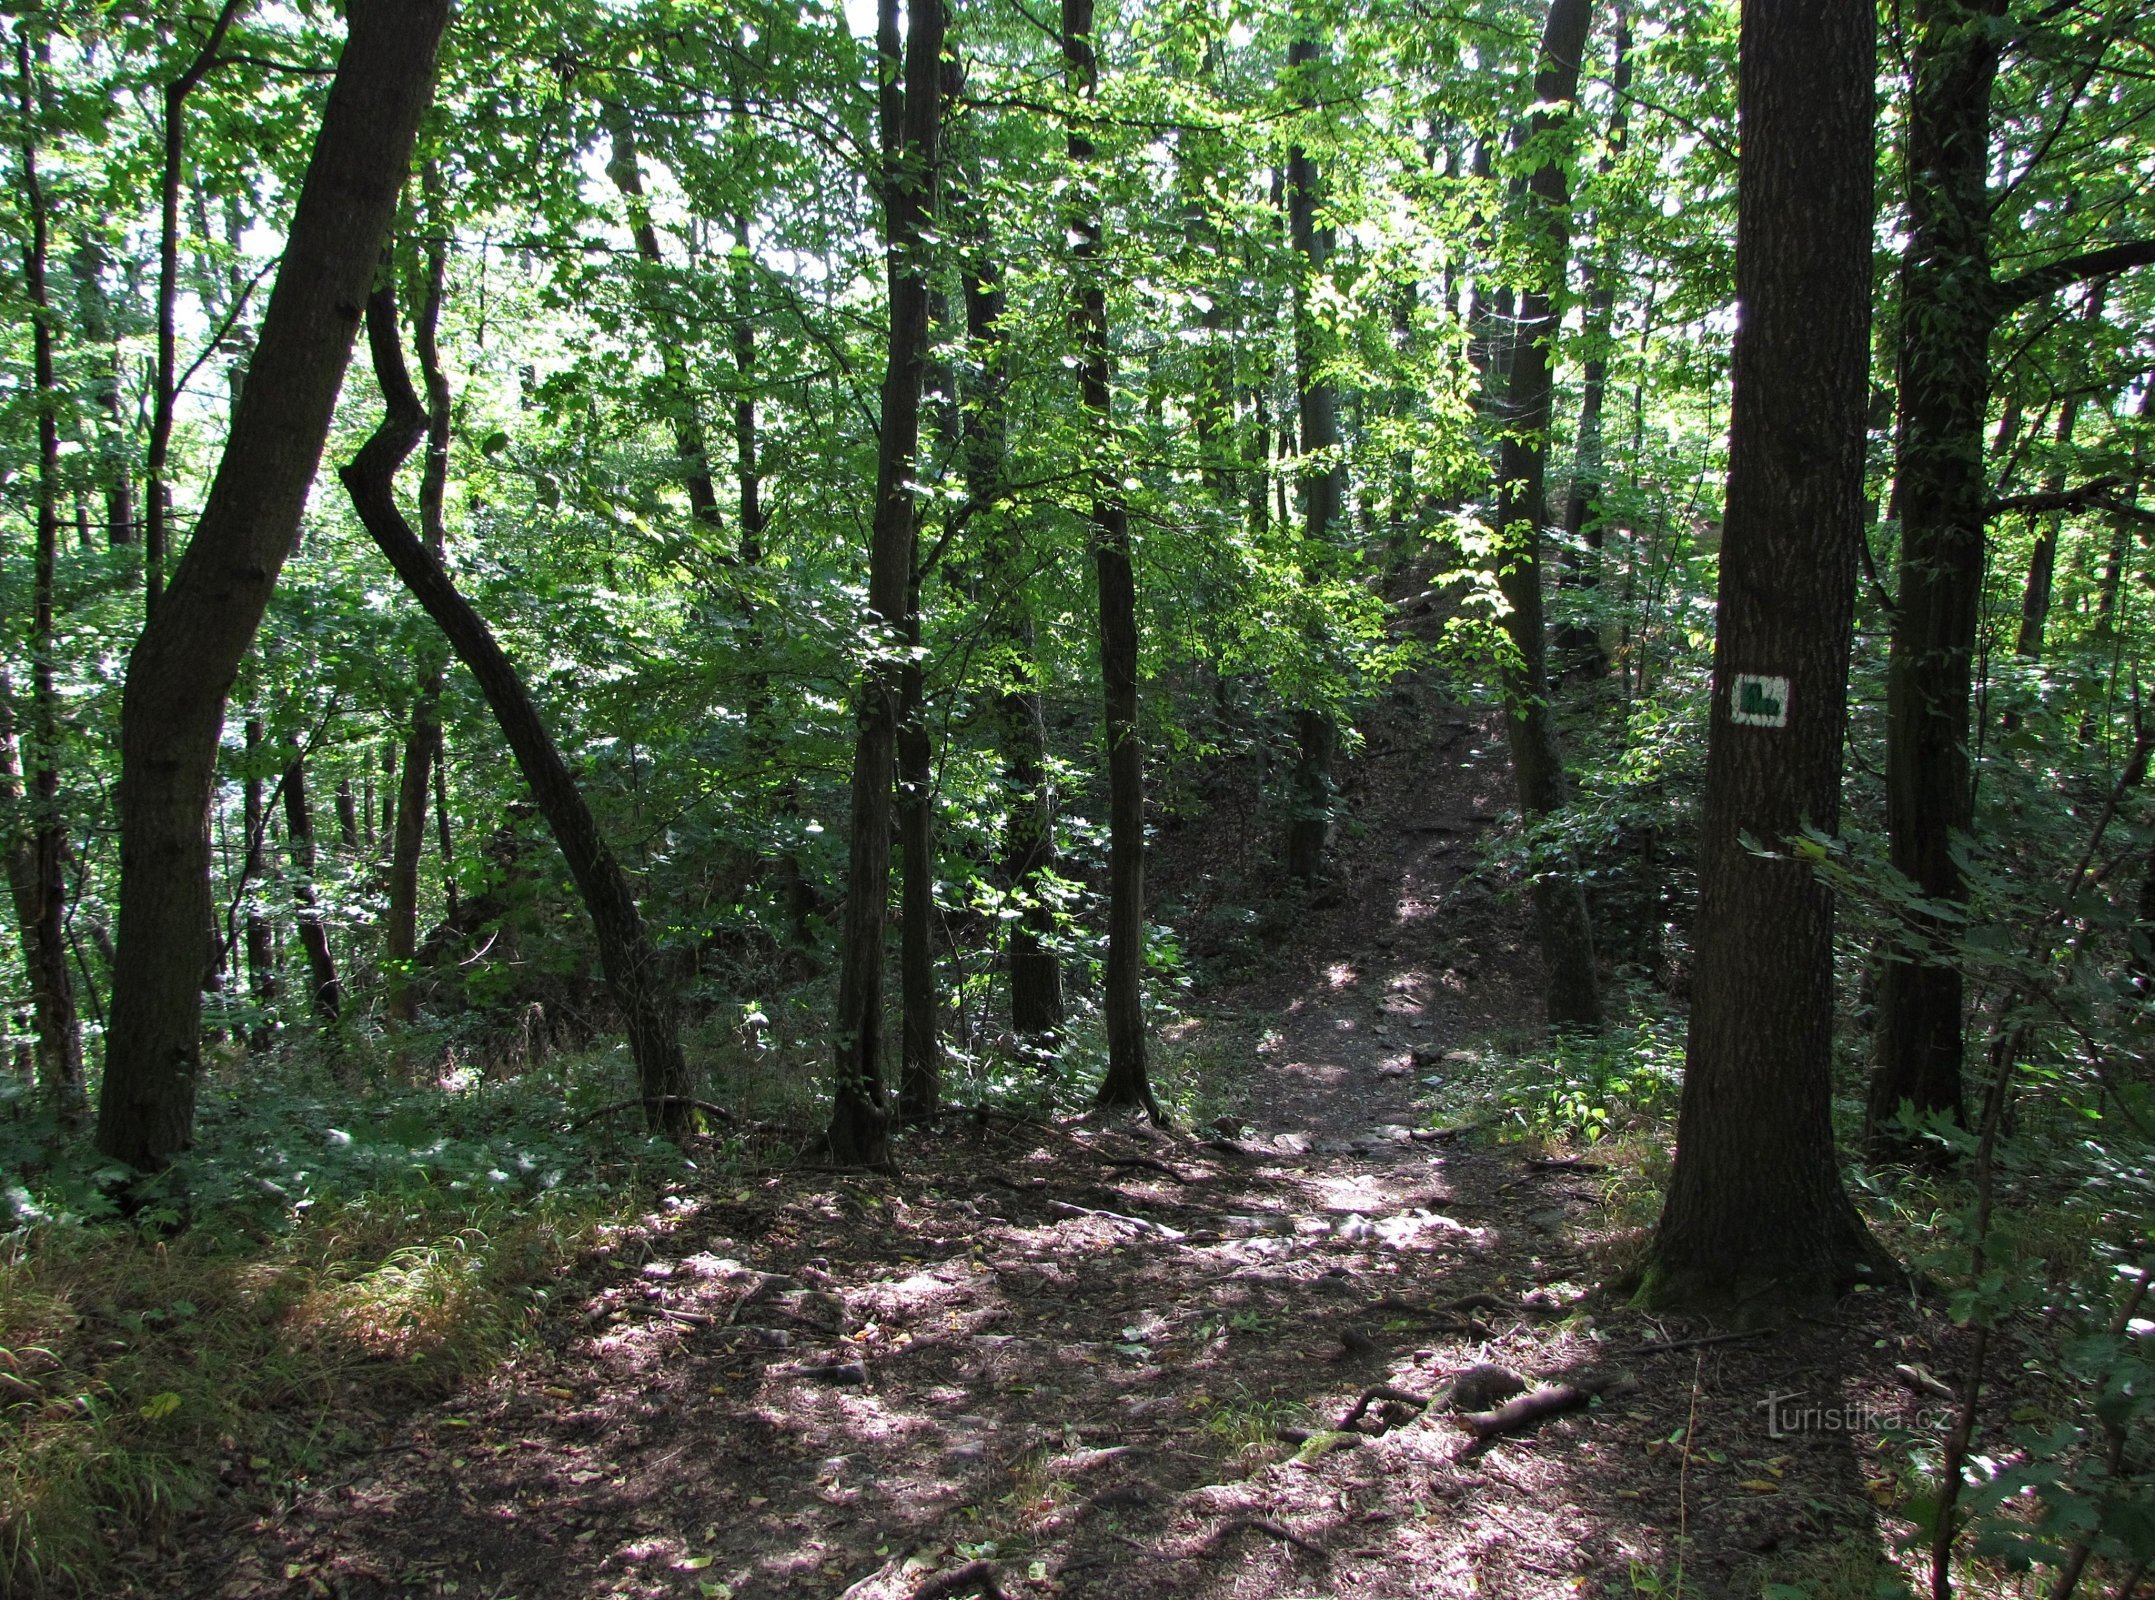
[
  {"x1": 97, "y1": 0, "x2": 448, "y2": 1172},
  {"x1": 343, "y1": 285, "x2": 693, "y2": 1136},
  {"x1": 1284, "y1": 34, "x2": 1342, "y2": 885},
  {"x1": 1493, "y1": 0, "x2": 1604, "y2": 1032},
  {"x1": 827, "y1": 0, "x2": 945, "y2": 1167},
  {"x1": 1064, "y1": 0, "x2": 1161, "y2": 1121},
  {"x1": 13, "y1": 36, "x2": 85, "y2": 1123},
  {"x1": 1641, "y1": 0, "x2": 1889, "y2": 1309}
]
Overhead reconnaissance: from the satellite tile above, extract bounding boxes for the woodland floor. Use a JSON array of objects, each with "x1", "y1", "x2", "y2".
[{"x1": 123, "y1": 630, "x2": 1956, "y2": 1600}]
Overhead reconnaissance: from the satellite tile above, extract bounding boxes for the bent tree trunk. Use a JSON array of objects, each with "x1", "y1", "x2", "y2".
[
  {"x1": 828, "y1": 0, "x2": 945, "y2": 1167},
  {"x1": 1495, "y1": 0, "x2": 1603, "y2": 1032},
  {"x1": 343, "y1": 286, "x2": 692, "y2": 1136},
  {"x1": 1642, "y1": 0, "x2": 1887, "y2": 1307},
  {"x1": 97, "y1": 0, "x2": 449, "y2": 1172},
  {"x1": 1065, "y1": 0, "x2": 1161, "y2": 1122}
]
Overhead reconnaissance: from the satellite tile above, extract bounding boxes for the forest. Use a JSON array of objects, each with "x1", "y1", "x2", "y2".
[{"x1": 0, "y1": 0, "x2": 2151, "y2": 1594}]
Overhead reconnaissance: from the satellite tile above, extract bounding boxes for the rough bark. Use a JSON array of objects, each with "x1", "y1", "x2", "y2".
[
  {"x1": 1065, "y1": 0, "x2": 1160, "y2": 1121},
  {"x1": 1494, "y1": 0, "x2": 1604, "y2": 1032},
  {"x1": 12, "y1": 33, "x2": 86, "y2": 1123},
  {"x1": 96, "y1": 0, "x2": 449, "y2": 1172},
  {"x1": 1870, "y1": 0, "x2": 2006, "y2": 1146},
  {"x1": 386, "y1": 180, "x2": 453, "y2": 1023},
  {"x1": 1284, "y1": 35, "x2": 1342, "y2": 884},
  {"x1": 343, "y1": 284, "x2": 693, "y2": 1136},
  {"x1": 828, "y1": 0, "x2": 944, "y2": 1167},
  {"x1": 281, "y1": 754, "x2": 342, "y2": 1025},
  {"x1": 1642, "y1": 0, "x2": 1888, "y2": 1307}
]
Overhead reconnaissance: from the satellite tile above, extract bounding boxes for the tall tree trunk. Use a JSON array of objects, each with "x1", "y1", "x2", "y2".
[
  {"x1": 241, "y1": 717, "x2": 276, "y2": 1051},
  {"x1": 14, "y1": 30, "x2": 85, "y2": 1124},
  {"x1": 829, "y1": 0, "x2": 944, "y2": 1165},
  {"x1": 1868, "y1": 0, "x2": 2006, "y2": 1146},
  {"x1": 281, "y1": 753, "x2": 342, "y2": 1025},
  {"x1": 1284, "y1": 34, "x2": 1341, "y2": 884},
  {"x1": 71, "y1": 236, "x2": 137, "y2": 547},
  {"x1": 386, "y1": 171, "x2": 453, "y2": 1023},
  {"x1": 1065, "y1": 0, "x2": 1161, "y2": 1121},
  {"x1": 963, "y1": 259, "x2": 1065, "y2": 1065},
  {"x1": 896, "y1": 568, "x2": 943, "y2": 1122},
  {"x1": 1554, "y1": 5, "x2": 1629, "y2": 678},
  {"x1": 1643, "y1": 0, "x2": 1887, "y2": 1307},
  {"x1": 433, "y1": 728, "x2": 459, "y2": 923},
  {"x1": 97, "y1": 0, "x2": 449, "y2": 1173},
  {"x1": 2013, "y1": 286, "x2": 2104, "y2": 659},
  {"x1": 1494, "y1": 0, "x2": 1604, "y2": 1032},
  {"x1": 344, "y1": 285, "x2": 694, "y2": 1135},
  {"x1": 602, "y1": 103, "x2": 727, "y2": 541}
]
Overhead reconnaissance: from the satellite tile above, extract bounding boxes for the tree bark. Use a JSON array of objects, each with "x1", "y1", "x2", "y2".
[
  {"x1": 12, "y1": 31, "x2": 86, "y2": 1123},
  {"x1": 1494, "y1": 0, "x2": 1604, "y2": 1032},
  {"x1": 386, "y1": 174, "x2": 453, "y2": 1023},
  {"x1": 1642, "y1": 0, "x2": 1888, "y2": 1307},
  {"x1": 1869, "y1": 0, "x2": 2006, "y2": 1146},
  {"x1": 96, "y1": 0, "x2": 449, "y2": 1172},
  {"x1": 343, "y1": 283, "x2": 694, "y2": 1135},
  {"x1": 896, "y1": 567, "x2": 943, "y2": 1122},
  {"x1": 1064, "y1": 0, "x2": 1160, "y2": 1121},
  {"x1": 2013, "y1": 286, "x2": 2104, "y2": 660},
  {"x1": 1284, "y1": 35, "x2": 1341, "y2": 884},
  {"x1": 240, "y1": 717, "x2": 276, "y2": 1051},
  {"x1": 281, "y1": 753, "x2": 342, "y2": 1025},
  {"x1": 71, "y1": 236, "x2": 136, "y2": 547},
  {"x1": 828, "y1": 0, "x2": 944, "y2": 1166}
]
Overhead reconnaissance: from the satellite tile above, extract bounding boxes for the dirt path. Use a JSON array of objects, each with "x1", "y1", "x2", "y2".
[{"x1": 140, "y1": 670, "x2": 1935, "y2": 1600}]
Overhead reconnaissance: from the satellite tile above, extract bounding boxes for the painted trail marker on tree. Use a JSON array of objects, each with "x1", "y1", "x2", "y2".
[{"x1": 1731, "y1": 674, "x2": 1790, "y2": 727}]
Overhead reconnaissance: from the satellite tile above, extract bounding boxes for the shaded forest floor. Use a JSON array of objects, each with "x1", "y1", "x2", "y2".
[{"x1": 119, "y1": 643, "x2": 1955, "y2": 1600}]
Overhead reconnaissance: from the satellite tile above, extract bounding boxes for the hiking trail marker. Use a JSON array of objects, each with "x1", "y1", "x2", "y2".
[{"x1": 1731, "y1": 674, "x2": 1790, "y2": 728}]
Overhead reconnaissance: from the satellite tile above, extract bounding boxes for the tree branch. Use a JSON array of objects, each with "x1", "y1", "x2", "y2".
[{"x1": 1993, "y1": 238, "x2": 2155, "y2": 314}]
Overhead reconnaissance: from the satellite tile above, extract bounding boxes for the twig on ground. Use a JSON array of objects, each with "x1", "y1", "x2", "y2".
[
  {"x1": 1619, "y1": 1328, "x2": 1776, "y2": 1357},
  {"x1": 1046, "y1": 1199, "x2": 1186, "y2": 1240},
  {"x1": 1458, "y1": 1372, "x2": 1631, "y2": 1443},
  {"x1": 1339, "y1": 1383, "x2": 1433, "y2": 1433},
  {"x1": 1206, "y1": 1517, "x2": 1328, "y2": 1560}
]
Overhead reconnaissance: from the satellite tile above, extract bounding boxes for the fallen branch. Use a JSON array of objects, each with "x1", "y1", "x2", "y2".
[
  {"x1": 1619, "y1": 1328, "x2": 1775, "y2": 1358},
  {"x1": 1524, "y1": 1156, "x2": 1606, "y2": 1173},
  {"x1": 1459, "y1": 1373, "x2": 1630, "y2": 1442},
  {"x1": 1046, "y1": 1199, "x2": 1186, "y2": 1240},
  {"x1": 567, "y1": 1095, "x2": 737, "y2": 1132},
  {"x1": 1206, "y1": 1517, "x2": 1327, "y2": 1560},
  {"x1": 1339, "y1": 1383, "x2": 1432, "y2": 1433}
]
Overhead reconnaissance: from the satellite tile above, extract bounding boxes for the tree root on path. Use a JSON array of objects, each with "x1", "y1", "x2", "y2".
[
  {"x1": 910, "y1": 1558, "x2": 1010, "y2": 1600},
  {"x1": 1338, "y1": 1383, "x2": 1433, "y2": 1433},
  {"x1": 1206, "y1": 1516, "x2": 1328, "y2": 1560}
]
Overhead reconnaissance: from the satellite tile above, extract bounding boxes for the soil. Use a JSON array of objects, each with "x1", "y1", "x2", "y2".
[{"x1": 126, "y1": 633, "x2": 1952, "y2": 1600}]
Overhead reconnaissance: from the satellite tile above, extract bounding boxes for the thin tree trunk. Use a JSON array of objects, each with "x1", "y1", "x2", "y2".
[
  {"x1": 282, "y1": 753, "x2": 342, "y2": 1024},
  {"x1": 71, "y1": 237, "x2": 136, "y2": 547},
  {"x1": 1064, "y1": 0, "x2": 1160, "y2": 1121},
  {"x1": 433, "y1": 727, "x2": 459, "y2": 922},
  {"x1": 1285, "y1": 34, "x2": 1341, "y2": 884},
  {"x1": 1643, "y1": 0, "x2": 1888, "y2": 1307},
  {"x1": 1554, "y1": 5, "x2": 1630, "y2": 678},
  {"x1": 241, "y1": 717, "x2": 276, "y2": 1051},
  {"x1": 829, "y1": 0, "x2": 944, "y2": 1166},
  {"x1": 97, "y1": 0, "x2": 449, "y2": 1172},
  {"x1": 343, "y1": 284, "x2": 693, "y2": 1135},
  {"x1": 963, "y1": 256, "x2": 1065, "y2": 1065},
  {"x1": 896, "y1": 566, "x2": 943, "y2": 1122},
  {"x1": 1494, "y1": 0, "x2": 1604, "y2": 1032},
  {"x1": 2014, "y1": 286, "x2": 2104, "y2": 659},
  {"x1": 13, "y1": 31, "x2": 85, "y2": 1124},
  {"x1": 386, "y1": 170, "x2": 453, "y2": 1022}
]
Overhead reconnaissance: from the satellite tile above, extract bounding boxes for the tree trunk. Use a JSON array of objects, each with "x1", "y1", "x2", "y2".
[
  {"x1": 336, "y1": 778, "x2": 360, "y2": 852},
  {"x1": 1494, "y1": 0, "x2": 1604, "y2": 1032},
  {"x1": 241, "y1": 717, "x2": 276, "y2": 1051},
  {"x1": 386, "y1": 175, "x2": 454, "y2": 1023},
  {"x1": 1869, "y1": 0, "x2": 2005, "y2": 1147},
  {"x1": 896, "y1": 572, "x2": 943, "y2": 1123},
  {"x1": 1065, "y1": 0, "x2": 1160, "y2": 1122},
  {"x1": 1642, "y1": 0, "x2": 1889, "y2": 1308},
  {"x1": 2013, "y1": 286, "x2": 2104, "y2": 659},
  {"x1": 343, "y1": 284, "x2": 694, "y2": 1136},
  {"x1": 827, "y1": 0, "x2": 944, "y2": 1167},
  {"x1": 97, "y1": 0, "x2": 449, "y2": 1172},
  {"x1": 1284, "y1": 35, "x2": 1342, "y2": 884},
  {"x1": 14, "y1": 33, "x2": 86, "y2": 1124},
  {"x1": 282, "y1": 753, "x2": 342, "y2": 1025},
  {"x1": 963, "y1": 256, "x2": 1064, "y2": 1066},
  {"x1": 1554, "y1": 5, "x2": 1629, "y2": 678},
  {"x1": 433, "y1": 728, "x2": 459, "y2": 922},
  {"x1": 71, "y1": 237, "x2": 136, "y2": 548}
]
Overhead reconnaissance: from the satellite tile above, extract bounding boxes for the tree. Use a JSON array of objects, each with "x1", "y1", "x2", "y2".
[
  {"x1": 828, "y1": 0, "x2": 945, "y2": 1168},
  {"x1": 96, "y1": 0, "x2": 450, "y2": 1172},
  {"x1": 1640, "y1": 0, "x2": 1888, "y2": 1307},
  {"x1": 1064, "y1": 0, "x2": 1160, "y2": 1122},
  {"x1": 1492, "y1": 0, "x2": 1604, "y2": 1032}
]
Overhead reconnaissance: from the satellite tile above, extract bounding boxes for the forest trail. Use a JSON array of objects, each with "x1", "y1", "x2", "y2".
[{"x1": 140, "y1": 659, "x2": 1928, "y2": 1600}]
